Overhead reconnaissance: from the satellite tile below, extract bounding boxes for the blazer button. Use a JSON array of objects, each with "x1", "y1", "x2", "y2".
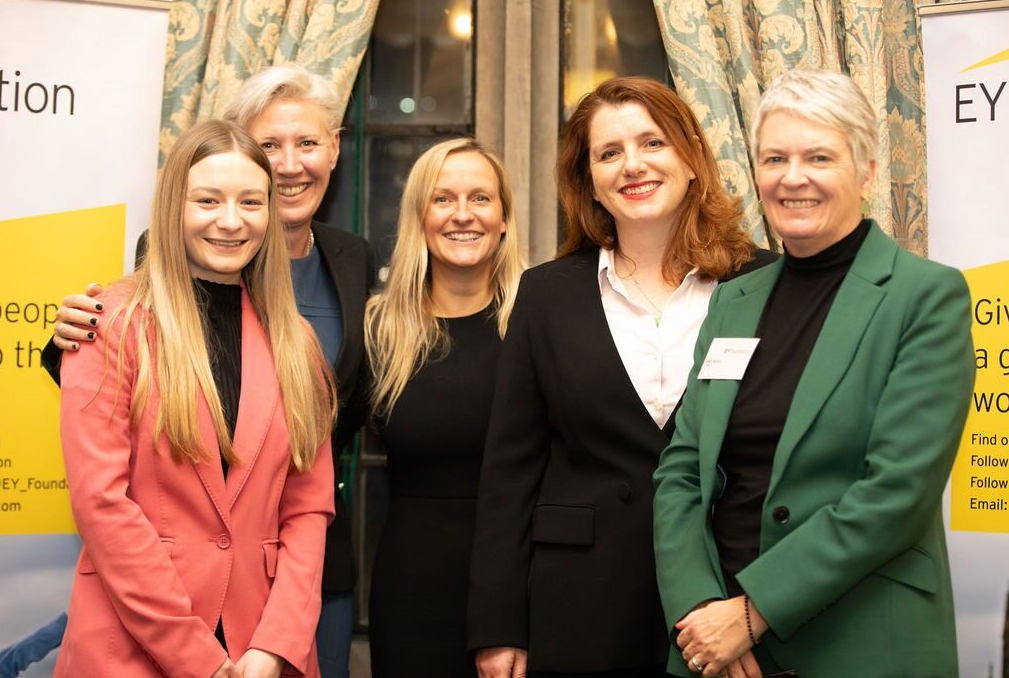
[
  {"x1": 772, "y1": 506, "x2": 790, "y2": 524},
  {"x1": 617, "y1": 482, "x2": 632, "y2": 501},
  {"x1": 216, "y1": 534, "x2": 231, "y2": 549}
]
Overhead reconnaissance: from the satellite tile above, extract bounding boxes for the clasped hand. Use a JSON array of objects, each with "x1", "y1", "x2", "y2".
[
  {"x1": 211, "y1": 649, "x2": 284, "y2": 678},
  {"x1": 675, "y1": 596, "x2": 765, "y2": 678}
]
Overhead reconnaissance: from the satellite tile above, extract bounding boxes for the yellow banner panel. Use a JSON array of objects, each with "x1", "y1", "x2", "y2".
[
  {"x1": 951, "y1": 259, "x2": 1009, "y2": 532},
  {"x1": 0, "y1": 205, "x2": 125, "y2": 534}
]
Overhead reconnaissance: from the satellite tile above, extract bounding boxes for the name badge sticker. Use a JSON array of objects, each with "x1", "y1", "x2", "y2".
[{"x1": 697, "y1": 338, "x2": 760, "y2": 381}]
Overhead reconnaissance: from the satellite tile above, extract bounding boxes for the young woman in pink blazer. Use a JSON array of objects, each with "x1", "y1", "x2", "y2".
[{"x1": 56, "y1": 120, "x2": 337, "y2": 678}]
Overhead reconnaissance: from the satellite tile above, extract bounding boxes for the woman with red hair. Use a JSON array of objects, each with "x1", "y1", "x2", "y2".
[{"x1": 467, "y1": 76, "x2": 775, "y2": 678}]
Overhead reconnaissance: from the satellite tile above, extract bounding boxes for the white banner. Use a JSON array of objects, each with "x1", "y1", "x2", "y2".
[
  {"x1": 0, "y1": 1, "x2": 168, "y2": 675},
  {"x1": 922, "y1": 2, "x2": 1009, "y2": 676}
]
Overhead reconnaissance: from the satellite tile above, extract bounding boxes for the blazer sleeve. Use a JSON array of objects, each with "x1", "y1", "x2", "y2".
[
  {"x1": 652, "y1": 285, "x2": 729, "y2": 634},
  {"x1": 249, "y1": 435, "x2": 335, "y2": 674},
  {"x1": 467, "y1": 272, "x2": 551, "y2": 651},
  {"x1": 736, "y1": 264, "x2": 975, "y2": 639},
  {"x1": 60, "y1": 299, "x2": 227, "y2": 678},
  {"x1": 41, "y1": 336, "x2": 63, "y2": 386}
]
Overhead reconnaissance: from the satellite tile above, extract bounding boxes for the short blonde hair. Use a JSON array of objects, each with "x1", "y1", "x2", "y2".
[
  {"x1": 223, "y1": 64, "x2": 343, "y2": 132},
  {"x1": 750, "y1": 69, "x2": 877, "y2": 179}
]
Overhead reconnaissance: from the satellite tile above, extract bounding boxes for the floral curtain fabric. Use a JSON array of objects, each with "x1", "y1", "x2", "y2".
[
  {"x1": 652, "y1": 0, "x2": 928, "y2": 254},
  {"x1": 159, "y1": 0, "x2": 380, "y2": 164}
]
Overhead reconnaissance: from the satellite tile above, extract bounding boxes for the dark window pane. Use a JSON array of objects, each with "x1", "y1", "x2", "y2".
[
  {"x1": 315, "y1": 131, "x2": 358, "y2": 232},
  {"x1": 369, "y1": 0, "x2": 473, "y2": 125}
]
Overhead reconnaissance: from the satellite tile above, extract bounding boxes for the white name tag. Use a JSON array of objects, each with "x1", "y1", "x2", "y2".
[{"x1": 697, "y1": 338, "x2": 760, "y2": 380}]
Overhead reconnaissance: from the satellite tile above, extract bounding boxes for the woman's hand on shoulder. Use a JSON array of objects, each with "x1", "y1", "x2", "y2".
[
  {"x1": 210, "y1": 657, "x2": 243, "y2": 678},
  {"x1": 234, "y1": 648, "x2": 284, "y2": 678},
  {"x1": 475, "y1": 646, "x2": 528, "y2": 678},
  {"x1": 53, "y1": 282, "x2": 105, "y2": 351}
]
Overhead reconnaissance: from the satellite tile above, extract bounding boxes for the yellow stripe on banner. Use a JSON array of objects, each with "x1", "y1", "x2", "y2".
[
  {"x1": 951, "y1": 259, "x2": 1009, "y2": 533},
  {"x1": 961, "y1": 46, "x2": 1009, "y2": 72},
  {"x1": 0, "y1": 205, "x2": 125, "y2": 534}
]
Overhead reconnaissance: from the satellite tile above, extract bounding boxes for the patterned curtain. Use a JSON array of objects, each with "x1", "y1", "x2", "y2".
[
  {"x1": 159, "y1": 0, "x2": 380, "y2": 164},
  {"x1": 652, "y1": 0, "x2": 928, "y2": 255}
]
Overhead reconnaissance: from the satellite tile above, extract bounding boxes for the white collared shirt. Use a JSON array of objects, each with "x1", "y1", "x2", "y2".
[{"x1": 597, "y1": 247, "x2": 716, "y2": 428}]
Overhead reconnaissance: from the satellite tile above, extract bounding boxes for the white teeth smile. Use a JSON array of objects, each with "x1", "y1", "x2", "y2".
[
  {"x1": 445, "y1": 232, "x2": 482, "y2": 242},
  {"x1": 782, "y1": 199, "x2": 820, "y2": 209},
  {"x1": 278, "y1": 184, "x2": 309, "y2": 197},
  {"x1": 620, "y1": 182, "x2": 660, "y2": 195},
  {"x1": 206, "y1": 239, "x2": 245, "y2": 248}
]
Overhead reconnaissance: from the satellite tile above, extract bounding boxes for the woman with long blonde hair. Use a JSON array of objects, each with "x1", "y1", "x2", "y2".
[
  {"x1": 364, "y1": 138, "x2": 524, "y2": 678},
  {"x1": 47, "y1": 65, "x2": 373, "y2": 678},
  {"x1": 56, "y1": 120, "x2": 336, "y2": 678}
]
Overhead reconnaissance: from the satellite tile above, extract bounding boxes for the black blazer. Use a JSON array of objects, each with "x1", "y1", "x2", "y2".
[
  {"x1": 467, "y1": 246, "x2": 776, "y2": 672},
  {"x1": 308, "y1": 222, "x2": 374, "y2": 594},
  {"x1": 41, "y1": 222, "x2": 374, "y2": 594}
]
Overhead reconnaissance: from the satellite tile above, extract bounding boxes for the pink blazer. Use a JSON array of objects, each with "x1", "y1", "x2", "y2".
[{"x1": 55, "y1": 285, "x2": 335, "y2": 678}]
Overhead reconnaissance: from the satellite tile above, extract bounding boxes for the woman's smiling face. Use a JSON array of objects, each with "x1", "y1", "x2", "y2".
[
  {"x1": 423, "y1": 150, "x2": 507, "y2": 278},
  {"x1": 587, "y1": 101, "x2": 696, "y2": 232},
  {"x1": 246, "y1": 97, "x2": 339, "y2": 232},
  {"x1": 756, "y1": 111, "x2": 875, "y2": 257}
]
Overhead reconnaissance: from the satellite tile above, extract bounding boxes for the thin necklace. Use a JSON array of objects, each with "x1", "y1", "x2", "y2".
[
  {"x1": 303, "y1": 229, "x2": 315, "y2": 257},
  {"x1": 616, "y1": 252, "x2": 665, "y2": 326}
]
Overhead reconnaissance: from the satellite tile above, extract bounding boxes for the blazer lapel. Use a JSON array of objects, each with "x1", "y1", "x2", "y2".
[
  {"x1": 697, "y1": 262, "x2": 781, "y2": 500},
  {"x1": 191, "y1": 389, "x2": 231, "y2": 529},
  {"x1": 768, "y1": 225, "x2": 896, "y2": 493},
  {"x1": 226, "y1": 290, "x2": 279, "y2": 507},
  {"x1": 571, "y1": 249, "x2": 670, "y2": 437}
]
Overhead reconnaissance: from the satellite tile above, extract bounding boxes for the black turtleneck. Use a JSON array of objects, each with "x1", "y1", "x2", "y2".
[
  {"x1": 194, "y1": 278, "x2": 242, "y2": 466},
  {"x1": 712, "y1": 219, "x2": 871, "y2": 596}
]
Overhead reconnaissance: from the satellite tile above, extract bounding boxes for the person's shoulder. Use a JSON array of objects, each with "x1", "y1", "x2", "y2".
[
  {"x1": 522, "y1": 247, "x2": 598, "y2": 283},
  {"x1": 97, "y1": 277, "x2": 138, "y2": 315},
  {"x1": 722, "y1": 247, "x2": 779, "y2": 282},
  {"x1": 891, "y1": 243, "x2": 969, "y2": 295},
  {"x1": 312, "y1": 221, "x2": 370, "y2": 252}
]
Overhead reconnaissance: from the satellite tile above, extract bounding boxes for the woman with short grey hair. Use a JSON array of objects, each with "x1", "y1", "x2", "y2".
[{"x1": 653, "y1": 68, "x2": 974, "y2": 678}]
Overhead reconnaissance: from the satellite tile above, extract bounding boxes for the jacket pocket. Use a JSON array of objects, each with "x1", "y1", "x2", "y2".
[
  {"x1": 263, "y1": 539, "x2": 279, "y2": 578},
  {"x1": 531, "y1": 504, "x2": 594, "y2": 546},
  {"x1": 875, "y1": 544, "x2": 937, "y2": 594}
]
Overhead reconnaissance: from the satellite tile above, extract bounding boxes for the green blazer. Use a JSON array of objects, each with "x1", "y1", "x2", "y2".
[{"x1": 653, "y1": 222, "x2": 974, "y2": 677}]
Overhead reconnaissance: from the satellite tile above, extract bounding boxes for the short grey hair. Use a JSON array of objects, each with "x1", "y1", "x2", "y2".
[
  {"x1": 223, "y1": 64, "x2": 343, "y2": 132},
  {"x1": 750, "y1": 69, "x2": 877, "y2": 178}
]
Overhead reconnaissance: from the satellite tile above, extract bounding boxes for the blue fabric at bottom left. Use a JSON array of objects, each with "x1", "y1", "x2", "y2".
[{"x1": 0, "y1": 613, "x2": 67, "y2": 678}]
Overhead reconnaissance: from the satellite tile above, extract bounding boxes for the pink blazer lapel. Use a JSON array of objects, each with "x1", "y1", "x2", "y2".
[
  {"x1": 191, "y1": 386, "x2": 231, "y2": 528},
  {"x1": 225, "y1": 290, "x2": 280, "y2": 507}
]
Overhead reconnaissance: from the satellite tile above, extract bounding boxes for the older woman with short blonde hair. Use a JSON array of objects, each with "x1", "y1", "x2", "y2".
[{"x1": 653, "y1": 69, "x2": 974, "y2": 678}]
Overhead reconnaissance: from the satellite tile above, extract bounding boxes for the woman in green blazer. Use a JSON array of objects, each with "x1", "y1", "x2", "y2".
[{"x1": 652, "y1": 69, "x2": 975, "y2": 678}]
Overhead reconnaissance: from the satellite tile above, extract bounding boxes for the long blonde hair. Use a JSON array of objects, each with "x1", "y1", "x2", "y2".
[
  {"x1": 108, "y1": 120, "x2": 335, "y2": 471},
  {"x1": 365, "y1": 139, "x2": 525, "y2": 418}
]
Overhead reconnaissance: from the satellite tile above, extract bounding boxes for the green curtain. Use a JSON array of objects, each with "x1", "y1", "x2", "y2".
[
  {"x1": 159, "y1": 0, "x2": 380, "y2": 164},
  {"x1": 652, "y1": 0, "x2": 928, "y2": 255}
]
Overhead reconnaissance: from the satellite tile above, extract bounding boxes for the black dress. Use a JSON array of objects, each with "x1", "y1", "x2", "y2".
[{"x1": 368, "y1": 306, "x2": 500, "y2": 678}]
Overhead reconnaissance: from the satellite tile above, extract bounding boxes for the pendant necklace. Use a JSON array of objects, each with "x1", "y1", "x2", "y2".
[{"x1": 617, "y1": 252, "x2": 665, "y2": 327}]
